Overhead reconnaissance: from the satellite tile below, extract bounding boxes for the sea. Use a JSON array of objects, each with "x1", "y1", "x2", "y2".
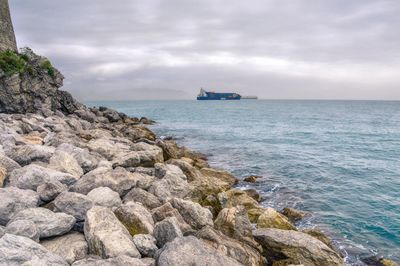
[{"x1": 87, "y1": 100, "x2": 400, "y2": 265}]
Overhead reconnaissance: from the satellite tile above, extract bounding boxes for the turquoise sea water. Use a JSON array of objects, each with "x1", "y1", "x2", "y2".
[{"x1": 87, "y1": 100, "x2": 400, "y2": 265}]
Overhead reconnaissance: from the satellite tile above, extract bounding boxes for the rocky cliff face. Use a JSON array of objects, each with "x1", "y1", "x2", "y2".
[
  {"x1": 0, "y1": 48, "x2": 83, "y2": 115},
  {"x1": 0, "y1": 0, "x2": 17, "y2": 52}
]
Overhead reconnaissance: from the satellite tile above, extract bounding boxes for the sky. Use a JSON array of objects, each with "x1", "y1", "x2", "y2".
[{"x1": 9, "y1": 0, "x2": 400, "y2": 100}]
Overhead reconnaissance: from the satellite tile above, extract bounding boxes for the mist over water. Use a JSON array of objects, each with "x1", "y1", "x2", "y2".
[{"x1": 87, "y1": 100, "x2": 400, "y2": 264}]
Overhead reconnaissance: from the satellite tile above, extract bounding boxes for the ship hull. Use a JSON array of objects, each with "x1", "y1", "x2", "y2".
[{"x1": 197, "y1": 92, "x2": 241, "y2": 100}]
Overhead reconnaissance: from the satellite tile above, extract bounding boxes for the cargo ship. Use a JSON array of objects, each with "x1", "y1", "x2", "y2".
[{"x1": 197, "y1": 88, "x2": 241, "y2": 100}]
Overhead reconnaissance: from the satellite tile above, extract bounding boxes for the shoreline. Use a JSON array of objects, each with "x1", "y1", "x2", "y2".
[{"x1": 0, "y1": 49, "x2": 397, "y2": 266}]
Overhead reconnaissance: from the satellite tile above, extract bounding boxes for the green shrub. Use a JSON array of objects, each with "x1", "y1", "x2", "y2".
[
  {"x1": 40, "y1": 60, "x2": 55, "y2": 77},
  {"x1": 0, "y1": 50, "x2": 28, "y2": 76}
]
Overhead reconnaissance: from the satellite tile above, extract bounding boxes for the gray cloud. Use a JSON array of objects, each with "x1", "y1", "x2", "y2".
[{"x1": 9, "y1": 0, "x2": 400, "y2": 100}]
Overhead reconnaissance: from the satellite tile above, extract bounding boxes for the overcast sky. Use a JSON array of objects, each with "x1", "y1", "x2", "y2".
[{"x1": 9, "y1": 0, "x2": 400, "y2": 100}]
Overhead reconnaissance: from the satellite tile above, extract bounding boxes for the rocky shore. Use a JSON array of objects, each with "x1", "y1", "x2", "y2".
[{"x1": 0, "y1": 49, "x2": 396, "y2": 266}]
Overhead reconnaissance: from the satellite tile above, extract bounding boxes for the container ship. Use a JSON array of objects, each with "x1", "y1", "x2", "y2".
[{"x1": 196, "y1": 88, "x2": 257, "y2": 100}]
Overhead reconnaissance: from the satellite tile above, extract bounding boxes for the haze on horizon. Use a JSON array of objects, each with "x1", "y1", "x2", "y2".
[{"x1": 10, "y1": 0, "x2": 400, "y2": 100}]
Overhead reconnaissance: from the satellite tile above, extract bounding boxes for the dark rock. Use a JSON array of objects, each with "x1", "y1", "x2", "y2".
[{"x1": 243, "y1": 175, "x2": 262, "y2": 183}]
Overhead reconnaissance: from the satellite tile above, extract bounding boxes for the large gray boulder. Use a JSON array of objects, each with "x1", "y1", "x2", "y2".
[
  {"x1": 53, "y1": 192, "x2": 94, "y2": 221},
  {"x1": 72, "y1": 256, "x2": 145, "y2": 266},
  {"x1": 0, "y1": 153, "x2": 20, "y2": 175},
  {"x1": 133, "y1": 234, "x2": 158, "y2": 258},
  {"x1": 84, "y1": 206, "x2": 141, "y2": 259},
  {"x1": 0, "y1": 234, "x2": 68, "y2": 265},
  {"x1": 70, "y1": 167, "x2": 139, "y2": 196},
  {"x1": 0, "y1": 186, "x2": 39, "y2": 225},
  {"x1": 49, "y1": 150, "x2": 84, "y2": 177},
  {"x1": 56, "y1": 143, "x2": 98, "y2": 173},
  {"x1": 112, "y1": 143, "x2": 164, "y2": 168},
  {"x1": 36, "y1": 180, "x2": 68, "y2": 202},
  {"x1": 114, "y1": 202, "x2": 154, "y2": 235},
  {"x1": 156, "y1": 236, "x2": 242, "y2": 266},
  {"x1": 170, "y1": 198, "x2": 213, "y2": 230},
  {"x1": 87, "y1": 187, "x2": 122, "y2": 208},
  {"x1": 8, "y1": 164, "x2": 78, "y2": 190},
  {"x1": 253, "y1": 228, "x2": 344, "y2": 266},
  {"x1": 123, "y1": 187, "x2": 162, "y2": 209},
  {"x1": 153, "y1": 217, "x2": 183, "y2": 248},
  {"x1": 5, "y1": 219, "x2": 40, "y2": 242},
  {"x1": 9, "y1": 207, "x2": 76, "y2": 239},
  {"x1": 151, "y1": 202, "x2": 192, "y2": 233},
  {"x1": 5, "y1": 144, "x2": 55, "y2": 166},
  {"x1": 41, "y1": 232, "x2": 88, "y2": 264}
]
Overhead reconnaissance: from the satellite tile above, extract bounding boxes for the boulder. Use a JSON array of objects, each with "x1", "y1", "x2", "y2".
[
  {"x1": 36, "y1": 180, "x2": 68, "y2": 202},
  {"x1": 53, "y1": 192, "x2": 94, "y2": 221},
  {"x1": 141, "y1": 258, "x2": 156, "y2": 266},
  {"x1": 41, "y1": 232, "x2": 88, "y2": 264},
  {"x1": 153, "y1": 217, "x2": 183, "y2": 247},
  {"x1": 0, "y1": 166, "x2": 5, "y2": 187},
  {"x1": 0, "y1": 226, "x2": 4, "y2": 238},
  {"x1": 218, "y1": 189, "x2": 265, "y2": 222},
  {"x1": 5, "y1": 144, "x2": 55, "y2": 166},
  {"x1": 70, "y1": 167, "x2": 139, "y2": 196},
  {"x1": 5, "y1": 220, "x2": 40, "y2": 242},
  {"x1": 253, "y1": 228, "x2": 344, "y2": 266},
  {"x1": 243, "y1": 175, "x2": 260, "y2": 183},
  {"x1": 15, "y1": 135, "x2": 44, "y2": 145},
  {"x1": 112, "y1": 143, "x2": 163, "y2": 168},
  {"x1": 170, "y1": 198, "x2": 213, "y2": 230},
  {"x1": 9, "y1": 164, "x2": 78, "y2": 190},
  {"x1": 87, "y1": 187, "x2": 122, "y2": 208},
  {"x1": 0, "y1": 234, "x2": 68, "y2": 265},
  {"x1": 123, "y1": 187, "x2": 161, "y2": 209},
  {"x1": 244, "y1": 188, "x2": 262, "y2": 202},
  {"x1": 9, "y1": 207, "x2": 76, "y2": 239},
  {"x1": 302, "y1": 228, "x2": 342, "y2": 256},
  {"x1": 257, "y1": 207, "x2": 296, "y2": 230},
  {"x1": 214, "y1": 206, "x2": 257, "y2": 247},
  {"x1": 133, "y1": 234, "x2": 158, "y2": 258},
  {"x1": 72, "y1": 256, "x2": 145, "y2": 266},
  {"x1": 56, "y1": 143, "x2": 98, "y2": 173},
  {"x1": 196, "y1": 226, "x2": 264, "y2": 266},
  {"x1": 0, "y1": 187, "x2": 39, "y2": 225},
  {"x1": 84, "y1": 206, "x2": 140, "y2": 258},
  {"x1": 49, "y1": 150, "x2": 84, "y2": 177},
  {"x1": 114, "y1": 202, "x2": 154, "y2": 235},
  {"x1": 0, "y1": 154, "x2": 21, "y2": 173},
  {"x1": 149, "y1": 164, "x2": 190, "y2": 201},
  {"x1": 281, "y1": 207, "x2": 306, "y2": 223},
  {"x1": 151, "y1": 202, "x2": 192, "y2": 233},
  {"x1": 156, "y1": 236, "x2": 242, "y2": 266}
]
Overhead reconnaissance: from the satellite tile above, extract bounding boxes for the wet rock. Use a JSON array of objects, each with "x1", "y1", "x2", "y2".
[
  {"x1": 0, "y1": 187, "x2": 39, "y2": 225},
  {"x1": 53, "y1": 192, "x2": 93, "y2": 221},
  {"x1": 302, "y1": 228, "x2": 342, "y2": 257},
  {"x1": 257, "y1": 207, "x2": 296, "y2": 230},
  {"x1": 84, "y1": 206, "x2": 140, "y2": 258},
  {"x1": 153, "y1": 217, "x2": 183, "y2": 247},
  {"x1": 72, "y1": 255, "x2": 145, "y2": 266},
  {"x1": 9, "y1": 164, "x2": 78, "y2": 190},
  {"x1": 218, "y1": 188, "x2": 265, "y2": 222},
  {"x1": 114, "y1": 202, "x2": 154, "y2": 235},
  {"x1": 0, "y1": 234, "x2": 68, "y2": 265},
  {"x1": 362, "y1": 257, "x2": 400, "y2": 266},
  {"x1": 123, "y1": 187, "x2": 162, "y2": 209},
  {"x1": 87, "y1": 187, "x2": 122, "y2": 208},
  {"x1": 170, "y1": 198, "x2": 213, "y2": 230},
  {"x1": 253, "y1": 228, "x2": 344, "y2": 266},
  {"x1": 41, "y1": 231, "x2": 88, "y2": 264},
  {"x1": 214, "y1": 206, "x2": 257, "y2": 247},
  {"x1": 5, "y1": 144, "x2": 55, "y2": 165},
  {"x1": 5, "y1": 220, "x2": 40, "y2": 242},
  {"x1": 281, "y1": 207, "x2": 306, "y2": 223},
  {"x1": 196, "y1": 226, "x2": 264, "y2": 266},
  {"x1": 10, "y1": 207, "x2": 76, "y2": 239},
  {"x1": 49, "y1": 150, "x2": 84, "y2": 177},
  {"x1": 36, "y1": 180, "x2": 67, "y2": 202},
  {"x1": 151, "y1": 202, "x2": 192, "y2": 233},
  {"x1": 70, "y1": 167, "x2": 139, "y2": 196},
  {"x1": 243, "y1": 175, "x2": 261, "y2": 183},
  {"x1": 156, "y1": 236, "x2": 242, "y2": 266},
  {"x1": 244, "y1": 188, "x2": 262, "y2": 202},
  {"x1": 133, "y1": 234, "x2": 158, "y2": 258}
]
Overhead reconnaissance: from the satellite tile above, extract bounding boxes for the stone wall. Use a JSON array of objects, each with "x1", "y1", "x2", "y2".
[{"x1": 0, "y1": 0, "x2": 17, "y2": 52}]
